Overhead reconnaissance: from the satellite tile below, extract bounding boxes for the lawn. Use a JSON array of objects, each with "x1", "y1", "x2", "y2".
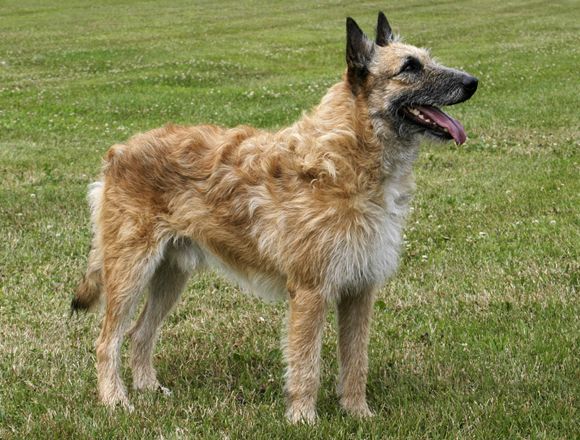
[{"x1": 0, "y1": 0, "x2": 578, "y2": 438}]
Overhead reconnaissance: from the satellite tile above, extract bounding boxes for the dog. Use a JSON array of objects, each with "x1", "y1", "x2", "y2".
[{"x1": 72, "y1": 11, "x2": 477, "y2": 423}]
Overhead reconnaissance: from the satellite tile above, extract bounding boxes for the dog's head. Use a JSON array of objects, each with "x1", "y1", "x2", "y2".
[{"x1": 346, "y1": 12, "x2": 478, "y2": 145}]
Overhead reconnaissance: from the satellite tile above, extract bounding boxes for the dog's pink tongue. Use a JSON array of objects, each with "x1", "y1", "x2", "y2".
[{"x1": 417, "y1": 106, "x2": 467, "y2": 145}]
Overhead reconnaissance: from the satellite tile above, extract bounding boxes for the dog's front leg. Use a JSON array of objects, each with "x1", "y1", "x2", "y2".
[
  {"x1": 336, "y1": 290, "x2": 375, "y2": 418},
  {"x1": 284, "y1": 287, "x2": 327, "y2": 424}
]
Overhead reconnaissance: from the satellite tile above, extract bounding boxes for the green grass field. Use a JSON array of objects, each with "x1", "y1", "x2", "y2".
[{"x1": 1, "y1": 0, "x2": 578, "y2": 438}]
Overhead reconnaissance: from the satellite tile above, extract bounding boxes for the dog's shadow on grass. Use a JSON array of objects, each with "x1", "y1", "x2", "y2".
[
  {"x1": 366, "y1": 360, "x2": 462, "y2": 419},
  {"x1": 150, "y1": 333, "x2": 436, "y2": 420},
  {"x1": 152, "y1": 332, "x2": 286, "y2": 406}
]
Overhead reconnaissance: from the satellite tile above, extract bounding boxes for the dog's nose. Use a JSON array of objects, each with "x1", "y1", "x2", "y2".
[{"x1": 462, "y1": 75, "x2": 478, "y2": 95}]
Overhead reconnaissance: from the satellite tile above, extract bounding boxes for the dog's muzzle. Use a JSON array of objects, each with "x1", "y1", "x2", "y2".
[{"x1": 461, "y1": 75, "x2": 478, "y2": 100}]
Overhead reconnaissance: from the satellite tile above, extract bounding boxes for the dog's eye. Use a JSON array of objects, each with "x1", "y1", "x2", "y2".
[{"x1": 400, "y1": 57, "x2": 423, "y2": 74}]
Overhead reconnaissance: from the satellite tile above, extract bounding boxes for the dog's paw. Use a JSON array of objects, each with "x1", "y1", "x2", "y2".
[
  {"x1": 99, "y1": 378, "x2": 129, "y2": 407},
  {"x1": 101, "y1": 390, "x2": 134, "y2": 412},
  {"x1": 286, "y1": 404, "x2": 317, "y2": 424},
  {"x1": 133, "y1": 372, "x2": 160, "y2": 391},
  {"x1": 133, "y1": 374, "x2": 172, "y2": 397},
  {"x1": 340, "y1": 398, "x2": 374, "y2": 418}
]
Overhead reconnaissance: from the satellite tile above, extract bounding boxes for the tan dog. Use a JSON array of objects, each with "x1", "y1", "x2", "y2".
[{"x1": 72, "y1": 12, "x2": 477, "y2": 423}]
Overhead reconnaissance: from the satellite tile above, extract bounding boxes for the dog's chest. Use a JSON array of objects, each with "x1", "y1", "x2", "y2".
[
  {"x1": 325, "y1": 174, "x2": 413, "y2": 295},
  {"x1": 371, "y1": 176, "x2": 413, "y2": 274}
]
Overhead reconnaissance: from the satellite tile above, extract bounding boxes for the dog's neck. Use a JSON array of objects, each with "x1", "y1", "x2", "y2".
[
  {"x1": 372, "y1": 114, "x2": 421, "y2": 179},
  {"x1": 295, "y1": 80, "x2": 420, "y2": 182}
]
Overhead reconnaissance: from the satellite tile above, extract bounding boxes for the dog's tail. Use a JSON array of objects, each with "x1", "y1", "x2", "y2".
[
  {"x1": 71, "y1": 181, "x2": 105, "y2": 314},
  {"x1": 71, "y1": 255, "x2": 103, "y2": 313}
]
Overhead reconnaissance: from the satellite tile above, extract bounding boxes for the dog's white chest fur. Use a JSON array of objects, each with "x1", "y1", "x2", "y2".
[
  {"x1": 323, "y1": 174, "x2": 413, "y2": 297},
  {"x1": 369, "y1": 176, "x2": 413, "y2": 280}
]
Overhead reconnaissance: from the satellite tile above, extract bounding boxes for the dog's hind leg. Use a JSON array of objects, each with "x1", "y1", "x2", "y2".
[
  {"x1": 96, "y1": 241, "x2": 164, "y2": 409},
  {"x1": 128, "y1": 242, "x2": 196, "y2": 394},
  {"x1": 336, "y1": 289, "x2": 375, "y2": 418}
]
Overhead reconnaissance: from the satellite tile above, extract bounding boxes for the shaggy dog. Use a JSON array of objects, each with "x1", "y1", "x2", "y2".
[{"x1": 72, "y1": 12, "x2": 477, "y2": 423}]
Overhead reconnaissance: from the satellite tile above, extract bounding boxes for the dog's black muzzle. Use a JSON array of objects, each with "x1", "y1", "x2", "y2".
[{"x1": 461, "y1": 74, "x2": 478, "y2": 100}]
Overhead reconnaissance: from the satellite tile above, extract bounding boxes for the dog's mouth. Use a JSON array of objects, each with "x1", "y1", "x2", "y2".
[{"x1": 402, "y1": 105, "x2": 466, "y2": 145}]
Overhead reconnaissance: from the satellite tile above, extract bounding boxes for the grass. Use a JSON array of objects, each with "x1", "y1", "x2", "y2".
[{"x1": 0, "y1": 0, "x2": 578, "y2": 438}]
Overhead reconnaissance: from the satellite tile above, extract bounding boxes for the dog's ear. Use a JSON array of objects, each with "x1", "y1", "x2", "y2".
[
  {"x1": 346, "y1": 17, "x2": 374, "y2": 89},
  {"x1": 375, "y1": 11, "x2": 393, "y2": 47}
]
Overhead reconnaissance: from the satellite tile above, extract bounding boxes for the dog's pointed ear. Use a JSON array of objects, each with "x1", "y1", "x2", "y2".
[
  {"x1": 375, "y1": 11, "x2": 393, "y2": 47},
  {"x1": 346, "y1": 17, "x2": 374, "y2": 88}
]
